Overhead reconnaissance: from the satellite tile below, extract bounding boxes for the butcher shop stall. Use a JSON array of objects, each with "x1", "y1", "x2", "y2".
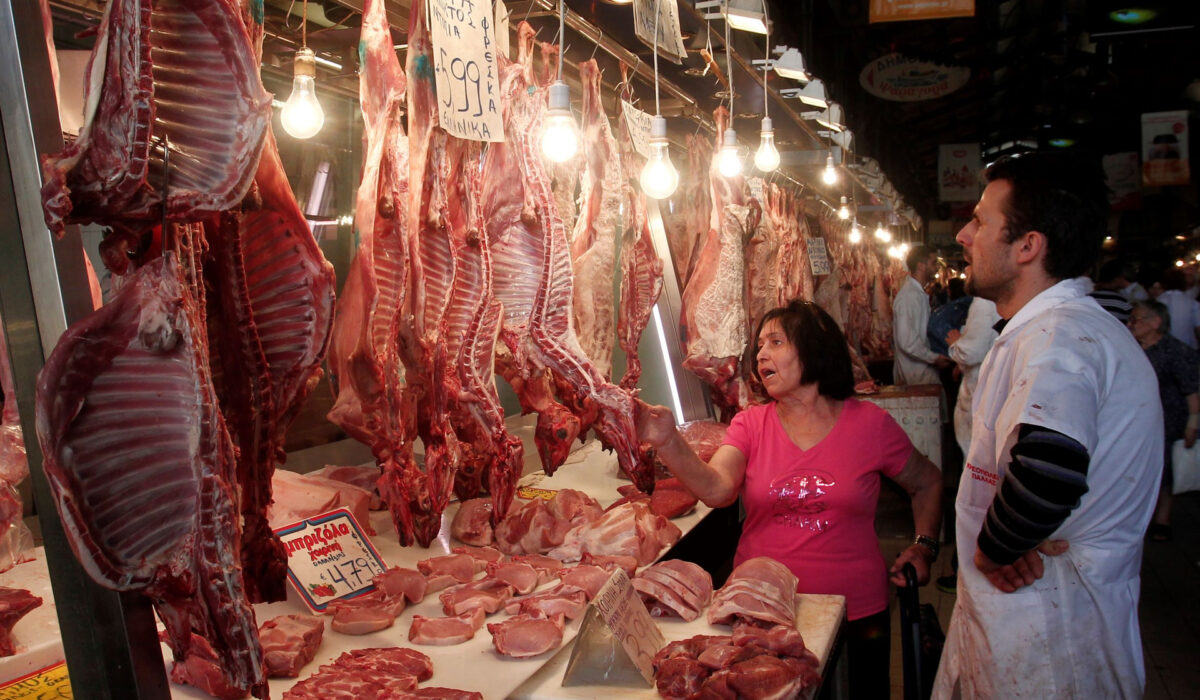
[{"x1": 0, "y1": 0, "x2": 928, "y2": 698}]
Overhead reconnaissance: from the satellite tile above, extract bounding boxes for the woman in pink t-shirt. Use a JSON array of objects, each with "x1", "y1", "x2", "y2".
[{"x1": 638, "y1": 300, "x2": 942, "y2": 698}]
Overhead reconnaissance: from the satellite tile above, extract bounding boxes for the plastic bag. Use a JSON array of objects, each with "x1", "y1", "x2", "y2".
[{"x1": 1171, "y1": 439, "x2": 1200, "y2": 495}]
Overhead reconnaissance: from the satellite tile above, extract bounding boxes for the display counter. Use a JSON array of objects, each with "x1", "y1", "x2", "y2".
[
  {"x1": 862, "y1": 384, "x2": 944, "y2": 469},
  {"x1": 0, "y1": 548, "x2": 64, "y2": 685}
]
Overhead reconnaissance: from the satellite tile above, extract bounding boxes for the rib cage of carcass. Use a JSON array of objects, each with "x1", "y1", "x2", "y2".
[{"x1": 34, "y1": 0, "x2": 336, "y2": 697}]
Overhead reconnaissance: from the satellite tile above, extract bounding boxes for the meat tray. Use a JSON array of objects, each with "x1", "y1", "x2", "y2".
[{"x1": 166, "y1": 441, "x2": 712, "y2": 699}]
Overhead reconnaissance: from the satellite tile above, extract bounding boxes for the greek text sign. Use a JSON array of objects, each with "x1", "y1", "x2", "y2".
[
  {"x1": 809, "y1": 237, "x2": 830, "y2": 276},
  {"x1": 275, "y1": 508, "x2": 388, "y2": 612},
  {"x1": 633, "y1": 0, "x2": 686, "y2": 64},
  {"x1": 430, "y1": 0, "x2": 505, "y2": 141},
  {"x1": 622, "y1": 100, "x2": 653, "y2": 159}
]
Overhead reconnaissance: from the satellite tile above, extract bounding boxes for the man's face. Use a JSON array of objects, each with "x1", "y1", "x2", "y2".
[
  {"x1": 956, "y1": 179, "x2": 1019, "y2": 302},
  {"x1": 1126, "y1": 309, "x2": 1160, "y2": 344}
]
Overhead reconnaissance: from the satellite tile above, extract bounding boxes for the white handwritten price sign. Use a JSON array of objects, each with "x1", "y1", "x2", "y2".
[
  {"x1": 748, "y1": 177, "x2": 765, "y2": 203},
  {"x1": 809, "y1": 237, "x2": 831, "y2": 276},
  {"x1": 621, "y1": 100, "x2": 653, "y2": 159},
  {"x1": 632, "y1": 0, "x2": 687, "y2": 64},
  {"x1": 430, "y1": 0, "x2": 505, "y2": 142},
  {"x1": 274, "y1": 508, "x2": 388, "y2": 613},
  {"x1": 0, "y1": 661, "x2": 71, "y2": 700}
]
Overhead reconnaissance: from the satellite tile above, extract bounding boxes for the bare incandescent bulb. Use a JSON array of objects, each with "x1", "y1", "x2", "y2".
[
  {"x1": 821, "y1": 152, "x2": 838, "y2": 185},
  {"x1": 281, "y1": 47, "x2": 325, "y2": 139},
  {"x1": 837, "y1": 195, "x2": 850, "y2": 220},
  {"x1": 717, "y1": 128, "x2": 743, "y2": 178},
  {"x1": 541, "y1": 81, "x2": 579, "y2": 163},
  {"x1": 754, "y1": 116, "x2": 780, "y2": 172},
  {"x1": 640, "y1": 115, "x2": 679, "y2": 199},
  {"x1": 874, "y1": 222, "x2": 892, "y2": 243},
  {"x1": 848, "y1": 222, "x2": 862, "y2": 244}
]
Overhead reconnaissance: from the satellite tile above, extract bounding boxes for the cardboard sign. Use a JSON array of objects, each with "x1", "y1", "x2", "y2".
[
  {"x1": 275, "y1": 508, "x2": 388, "y2": 612},
  {"x1": 0, "y1": 661, "x2": 71, "y2": 699},
  {"x1": 564, "y1": 569, "x2": 664, "y2": 686},
  {"x1": 621, "y1": 100, "x2": 653, "y2": 159},
  {"x1": 429, "y1": 0, "x2": 505, "y2": 142},
  {"x1": 632, "y1": 0, "x2": 686, "y2": 64},
  {"x1": 808, "y1": 237, "x2": 831, "y2": 276}
]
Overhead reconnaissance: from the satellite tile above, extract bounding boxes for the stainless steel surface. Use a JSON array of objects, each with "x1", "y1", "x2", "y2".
[{"x1": 0, "y1": 0, "x2": 170, "y2": 697}]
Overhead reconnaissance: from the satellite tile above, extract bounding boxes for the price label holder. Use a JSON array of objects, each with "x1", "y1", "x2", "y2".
[
  {"x1": 562, "y1": 569, "x2": 664, "y2": 688},
  {"x1": 808, "y1": 237, "x2": 831, "y2": 276},
  {"x1": 274, "y1": 508, "x2": 388, "y2": 613},
  {"x1": 0, "y1": 660, "x2": 71, "y2": 700},
  {"x1": 429, "y1": 0, "x2": 505, "y2": 142},
  {"x1": 621, "y1": 100, "x2": 653, "y2": 159}
]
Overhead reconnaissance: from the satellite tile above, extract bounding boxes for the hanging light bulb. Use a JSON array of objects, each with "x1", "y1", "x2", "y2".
[
  {"x1": 541, "y1": 81, "x2": 579, "y2": 163},
  {"x1": 281, "y1": 46, "x2": 325, "y2": 139},
  {"x1": 821, "y1": 152, "x2": 837, "y2": 185},
  {"x1": 754, "y1": 117, "x2": 780, "y2": 172},
  {"x1": 837, "y1": 195, "x2": 850, "y2": 220},
  {"x1": 718, "y1": 128, "x2": 743, "y2": 178},
  {"x1": 641, "y1": 116, "x2": 679, "y2": 199},
  {"x1": 848, "y1": 224, "x2": 862, "y2": 244},
  {"x1": 874, "y1": 222, "x2": 892, "y2": 243}
]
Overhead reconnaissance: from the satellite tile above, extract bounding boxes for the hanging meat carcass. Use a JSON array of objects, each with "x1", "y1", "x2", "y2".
[
  {"x1": 569, "y1": 59, "x2": 624, "y2": 379},
  {"x1": 680, "y1": 107, "x2": 751, "y2": 420},
  {"x1": 485, "y1": 23, "x2": 651, "y2": 492},
  {"x1": 745, "y1": 193, "x2": 780, "y2": 330},
  {"x1": 36, "y1": 254, "x2": 266, "y2": 699},
  {"x1": 40, "y1": 0, "x2": 271, "y2": 236},
  {"x1": 612, "y1": 67, "x2": 665, "y2": 392},
  {"x1": 326, "y1": 0, "x2": 418, "y2": 545}
]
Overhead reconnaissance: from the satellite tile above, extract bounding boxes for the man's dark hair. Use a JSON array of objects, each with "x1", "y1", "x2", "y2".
[
  {"x1": 985, "y1": 152, "x2": 1109, "y2": 280},
  {"x1": 1134, "y1": 299, "x2": 1170, "y2": 332},
  {"x1": 906, "y1": 245, "x2": 936, "y2": 275},
  {"x1": 1097, "y1": 259, "x2": 1125, "y2": 285},
  {"x1": 753, "y1": 300, "x2": 855, "y2": 400}
]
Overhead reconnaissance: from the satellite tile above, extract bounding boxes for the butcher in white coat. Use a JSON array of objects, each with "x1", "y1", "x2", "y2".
[
  {"x1": 933, "y1": 153, "x2": 1161, "y2": 699},
  {"x1": 892, "y1": 245, "x2": 951, "y2": 386}
]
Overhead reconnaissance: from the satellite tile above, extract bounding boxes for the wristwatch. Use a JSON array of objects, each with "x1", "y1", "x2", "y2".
[{"x1": 913, "y1": 534, "x2": 940, "y2": 560}]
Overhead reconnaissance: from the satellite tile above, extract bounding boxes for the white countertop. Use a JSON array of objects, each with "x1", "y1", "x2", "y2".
[{"x1": 0, "y1": 548, "x2": 65, "y2": 685}]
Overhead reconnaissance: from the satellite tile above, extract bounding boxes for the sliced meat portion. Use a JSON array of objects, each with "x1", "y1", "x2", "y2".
[
  {"x1": 504, "y1": 588, "x2": 588, "y2": 620},
  {"x1": 677, "y1": 420, "x2": 728, "y2": 462},
  {"x1": 551, "y1": 500, "x2": 681, "y2": 566},
  {"x1": 451, "y1": 498, "x2": 494, "y2": 547},
  {"x1": 493, "y1": 498, "x2": 574, "y2": 556},
  {"x1": 580, "y1": 553, "x2": 638, "y2": 576},
  {"x1": 373, "y1": 566, "x2": 427, "y2": 604},
  {"x1": 40, "y1": 0, "x2": 270, "y2": 235},
  {"x1": 731, "y1": 622, "x2": 818, "y2": 665},
  {"x1": 283, "y1": 647, "x2": 431, "y2": 700},
  {"x1": 0, "y1": 587, "x2": 41, "y2": 657},
  {"x1": 325, "y1": 589, "x2": 405, "y2": 635},
  {"x1": 452, "y1": 545, "x2": 505, "y2": 564},
  {"x1": 511, "y1": 553, "x2": 564, "y2": 575},
  {"x1": 308, "y1": 466, "x2": 383, "y2": 510},
  {"x1": 408, "y1": 608, "x2": 487, "y2": 646},
  {"x1": 398, "y1": 690, "x2": 483, "y2": 700},
  {"x1": 633, "y1": 560, "x2": 713, "y2": 622},
  {"x1": 556, "y1": 565, "x2": 612, "y2": 600},
  {"x1": 417, "y1": 553, "x2": 483, "y2": 582},
  {"x1": 439, "y1": 578, "x2": 515, "y2": 616},
  {"x1": 724, "y1": 654, "x2": 819, "y2": 699},
  {"x1": 485, "y1": 561, "x2": 545, "y2": 595},
  {"x1": 487, "y1": 613, "x2": 565, "y2": 658},
  {"x1": 708, "y1": 557, "x2": 798, "y2": 628},
  {"x1": 259, "y1": 614, "x2": 324, "y2": 678},
  {"x1": 655, "y1": 656, "x2": 710, "y2": 700},
  {"x1": 267, "y1": 469, "x2": 374, "y2": 535},
  {"x1": 615, "y1": 478, "x2": 698, "y2": 519}
]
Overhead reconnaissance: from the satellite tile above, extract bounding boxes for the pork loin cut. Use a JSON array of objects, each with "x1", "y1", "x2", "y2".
[
  {"x1": 633, "y1": 560, "x2": 713, "y2": 622},
  {"x1": 417, "y1": 553, "x2": 484, "y2": 582},
  {"x1": 325, "y1": 589, "x2": 405, "y2": 635},
  {"x1": 373, "y1": 566, "x2": 427, "y2": 604},
  {"x1": 555, "y1": 565, "x2": 612, "y2": 601},
  {"x1": 707, "y1": 557, "x2": 798, "y2": 628},
  {"x1": 259, "y1": 614, "x2": 324, "y2": 678},
  {"x1": 504, "y1": 588, "x2": 588, "y2": 620},
  {"x1": 408, "y1": 607, "x2": 487, "y2": 646},
  {"x1": 551, "y1": 500, "x2": 681, "y2": 566},
  {"x1": 452, "y1": 545, "x2": 505, "y2": 564},
  {"x1": 450, "y1": 498, "x2": 495, "y2": 547},
  {"x1": 485, "y1": 561, "x2": 545, "y2": 595},
  {"x1": 439, "y1": 578, "x2": 515, "y2": 616},
  {"x1": 0, "y1": 587, "x2": 41, "y2": 657},
  {"x1": 487, "y1": 613, "x2": 565, "y2": 658}
]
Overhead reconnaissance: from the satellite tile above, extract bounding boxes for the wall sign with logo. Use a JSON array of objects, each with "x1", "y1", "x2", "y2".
[
  {"x1": 1141, "y1": 110, "x2": 1189, "y2": 187},
  {"x1": 860, "y1": 53, "x2": 970, "y2": 102}
]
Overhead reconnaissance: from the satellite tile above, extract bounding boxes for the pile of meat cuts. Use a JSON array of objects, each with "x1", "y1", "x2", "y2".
[{"x1": 652, "y1": 557, "x2": 822, "y2": 700}]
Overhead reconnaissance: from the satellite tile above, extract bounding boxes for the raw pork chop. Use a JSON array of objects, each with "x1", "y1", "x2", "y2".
[
  {"x1": 487, "y1": 613, "x2": 565, "y2": 658},
  {"x1": 409, "y1": 608, "x2": 486, "y2": 646},
  {"x1": 259, "y1": 614, "x2": 324, "y2": 678}
]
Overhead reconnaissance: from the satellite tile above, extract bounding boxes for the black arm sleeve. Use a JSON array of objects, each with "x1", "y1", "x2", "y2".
[{"x1": 977, "y1": 424, "x2": 1090, "y2": 566}]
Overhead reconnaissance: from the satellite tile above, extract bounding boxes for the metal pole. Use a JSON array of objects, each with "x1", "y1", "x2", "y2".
[{"x1": 0, "y1": 0, "x2": 169, "y2": 697}]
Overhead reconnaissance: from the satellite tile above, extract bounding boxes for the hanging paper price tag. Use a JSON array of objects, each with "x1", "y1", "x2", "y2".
[
  {"x1": 429, "y1": 0, "x2": 505, "y2": 142},
  {"x1": 622, "y1": 100, "x2": 653, "y2": 159},
  {"x1": 275, "y1": 508, "x2": 388, "y2": 612},
  {"x1": 632, "y1": 0, "x2": 687, "y2": 64},
  {"x1": 809, "y1": 237, "x2": 831, "y2": 276},
  {"x1": 748, "y1": 177, "x2": 765, "y2": 202}
]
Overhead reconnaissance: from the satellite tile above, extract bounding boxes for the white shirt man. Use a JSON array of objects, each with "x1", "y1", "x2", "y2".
[
  {"x1": 945, "y1": 297, "x2": 1000, "y2": 456},
  {"x1": 934, "y1": 154, "x2": 1161, "y2": 699},
  {"x1": 892, "y1": 247, "x2": 950, "y2": 385}
]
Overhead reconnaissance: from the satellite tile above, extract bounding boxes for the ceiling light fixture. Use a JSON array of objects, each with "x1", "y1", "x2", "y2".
[
  {"x1": 722, "y1": 0, "x2": 768, "y2": 34},
  {"x1": 822, "y1": 152, "x2": 837, "y2": 185},
  {"x1": 837, "y1": 196, "x2": 850, "y2": 220},
  {"x1": 280, "y1": 0, "x2": 325, "y2": 139},
  {"x1": 640, "y1": 0, "x2": 679, "y2": 199},
  {"x1": 772, "y1": 47, "x2": 810, "y2": 82},
  {"x1": 717, "y1": 18, "x2": 743, "y2": 177},
  {"x1": 874, "y1": 222, "x2": 892, "y2": 243},
  {"x1": 541, "y1": 0, "x2": 579, "y2": 163},
  {"x1": 784, "y1": 77, "x2": 829, "y2": 109},
  {"x1": 848, "y1": 221, "x2": 862, "y2": 244},
  {"x1": 754, "y1": 1, "x2": 778, "y2": 173}
]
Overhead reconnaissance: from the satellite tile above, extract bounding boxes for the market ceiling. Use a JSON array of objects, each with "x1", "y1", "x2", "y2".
[{"x1": 47, "y1": 0, "x2": 1199, "y2": 225}]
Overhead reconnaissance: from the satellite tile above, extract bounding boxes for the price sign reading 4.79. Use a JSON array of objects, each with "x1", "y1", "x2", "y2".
[
  {"x1": 429, "y1": 0, "x2": 505, "y2": 142},
  {"x1": 275, "y1": 508, "x2": 388, "y2": 612}
]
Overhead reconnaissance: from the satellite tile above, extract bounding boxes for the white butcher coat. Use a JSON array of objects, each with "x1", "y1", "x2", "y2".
[
  {"x1": 892, "y1": 276, "x2": 940, "y2": 386},
  {"x1": 933, "y1": 278, "x2": 1162, "y2": 699},
  {"x1": 948, "y1": 297, "x2": 1000, "y2": 456}
]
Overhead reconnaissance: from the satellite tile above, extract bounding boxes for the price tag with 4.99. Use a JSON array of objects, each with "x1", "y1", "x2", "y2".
[{"x1": 274, "y1": 508, "x2": 388, "y2": 612}]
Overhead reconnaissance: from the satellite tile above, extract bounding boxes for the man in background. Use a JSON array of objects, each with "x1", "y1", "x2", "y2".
[
  {"x1": 892, "y1": 245, "x2": 952, "y2": 386},
  {"x1": 1089, "y1": 259, "x2": 1133, "y2": 323}
]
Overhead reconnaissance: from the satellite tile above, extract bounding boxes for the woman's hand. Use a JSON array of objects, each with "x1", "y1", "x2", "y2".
[
  {"x1": 889, "y1": 545, "x2": 933, "y2": 587},
  {"x1": 635, "y1": 400, "x2": 678, "y2": 448}
]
